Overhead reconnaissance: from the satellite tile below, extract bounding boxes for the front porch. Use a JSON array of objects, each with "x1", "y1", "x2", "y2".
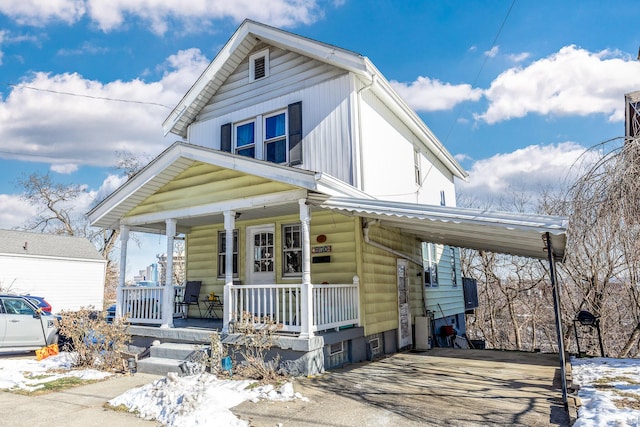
[{"x1": 119, "y1": 279, "x2": 361, "y2": 336}]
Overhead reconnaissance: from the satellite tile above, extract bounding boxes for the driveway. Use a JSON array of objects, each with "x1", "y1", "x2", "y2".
[{"x1": 233, "y1": 348, "x2": 570, "y2": 427}]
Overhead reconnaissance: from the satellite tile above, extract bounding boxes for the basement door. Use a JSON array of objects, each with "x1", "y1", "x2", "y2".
[{"x1": 397, "y1": 259, "x2": 412, "y2": 349}]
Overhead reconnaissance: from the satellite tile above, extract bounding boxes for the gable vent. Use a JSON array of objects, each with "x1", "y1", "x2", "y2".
[
  {"x1": 249, "y1": 49, "x2": 269, "y2": 82},
  {"x1": 254, "y1": 56, "x2": 266, "y2": 80}
]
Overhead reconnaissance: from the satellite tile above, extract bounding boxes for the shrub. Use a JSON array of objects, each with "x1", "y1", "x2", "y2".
[
  {"x1": 56, "y1": 307, "x2": 131, "y2": 372},
  {"x1": 227, "y1": 312, "x2": 286, "y2": 383}
]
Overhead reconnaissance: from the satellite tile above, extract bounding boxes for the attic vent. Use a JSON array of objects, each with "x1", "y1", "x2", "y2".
[
  {"x1": 249, "y1": 49, "x2": 269, "y2": 82},
  {"x1": 254, "y1": 56, "x2": 266, "y2": 79}
]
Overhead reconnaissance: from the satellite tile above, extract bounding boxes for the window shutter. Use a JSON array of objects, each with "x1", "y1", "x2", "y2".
[
  {"x1": 288, "y1": 101, "x2": 302, "y2": 165},
  {"x1": 220, "y1": 123, "x2": 231, "y2": 153}
]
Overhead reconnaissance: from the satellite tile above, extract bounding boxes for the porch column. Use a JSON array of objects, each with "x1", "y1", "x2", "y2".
[
  {"x1": 299, "y1": 199, "x2": 313, "y2": 339},
  {"x1": 161, "y1": 219, "x2": 176, "y2": 328},
  {"x1": 222, "y1": 210, "x2": 235, "y2": 333},
  {"x1": 117, "y1": 225, "x2": 130, "y2": 320}
]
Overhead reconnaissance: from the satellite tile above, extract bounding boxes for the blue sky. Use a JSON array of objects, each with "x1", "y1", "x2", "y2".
[{"x1": 1, "y1": 0, "x2": 640, "y2": 276}]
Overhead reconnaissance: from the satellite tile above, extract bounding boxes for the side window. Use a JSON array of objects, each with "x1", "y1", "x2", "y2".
[
  {"x1": 4, "y1": 298, "x2": 35, "y2": 315},
  {"x1": 423, "y1": 242, "x2": 438, "y2": 287},
  {"x1": 218, "y1": 230, "x2": 239, "y2": 278},
  {"x1": 450, "y1": 246, "x2": 458, "y2": 287},
  {"x1": 282, "y1": 224, "x2": 302, "y2": 276}
]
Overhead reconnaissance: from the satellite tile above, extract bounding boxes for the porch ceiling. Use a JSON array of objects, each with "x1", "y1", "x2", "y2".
[{"x1": 308, "y1": 195, "x2": 567, "y2": 261}]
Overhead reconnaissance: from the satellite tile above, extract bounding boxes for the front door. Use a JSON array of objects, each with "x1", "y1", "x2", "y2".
[
  {"x1": 246, "y1": 225, "x2": 276, "y2": 318},
  {"x1": 397, "y1": 259, "x2": 412, "y2": 349},
  {"x1": 247, "y1": 225, "x2": 276, "y2": 284}
]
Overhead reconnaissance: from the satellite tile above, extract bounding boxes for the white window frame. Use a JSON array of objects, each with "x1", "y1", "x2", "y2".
[
  {"x1": 282, "y1": 223, "x2": 302, "y2": 277},
  {"x1": 414, "y1": 148, "x2": 421, "y2": 186},
  {"x1": 450, "y1": 246, "x2": 458, "y2": 287},
  {"x1": 264, "y1": 110, "x2": 288, "y2": 164},
  {"x1": 233, "y1": 110, "x2": 288, "y2": 164},
  {"x1": 249, "y1": 48, "x2": 270, "y2": 82},
  {"x1": 233, "y1": 119, "x2": 257, "y2": 158}
]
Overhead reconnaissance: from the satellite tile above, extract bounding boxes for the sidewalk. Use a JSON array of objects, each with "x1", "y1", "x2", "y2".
[{"x1": 0, "y1": 373, "x2": 162, "y2": 427}]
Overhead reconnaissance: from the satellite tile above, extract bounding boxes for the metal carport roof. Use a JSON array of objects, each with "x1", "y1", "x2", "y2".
[{"x1": 307, "y1": 194, "x2": 567, "y2": 261}]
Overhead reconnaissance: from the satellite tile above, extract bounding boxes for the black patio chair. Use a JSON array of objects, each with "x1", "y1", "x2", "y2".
[{"x1": 176, "y1": 280, "x2": 203, "y2": 318}]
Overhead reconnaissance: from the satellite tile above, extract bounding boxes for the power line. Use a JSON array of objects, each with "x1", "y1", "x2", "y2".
[
  {"x1": 441, "y1": 0, "x2": 517, "y2": 145},
  {"x1": 4, "y1": 83, "x2": 174, "y2": 110}
]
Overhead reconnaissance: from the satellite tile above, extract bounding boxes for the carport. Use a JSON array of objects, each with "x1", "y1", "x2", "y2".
[{"x1": 307, "y1": 195, "x2": 569, "y2": 407}]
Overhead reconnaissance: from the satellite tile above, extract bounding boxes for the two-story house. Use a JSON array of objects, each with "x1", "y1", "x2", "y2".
[{"x1": 88, "y1": 20, "x2": 567, "y2": 375}]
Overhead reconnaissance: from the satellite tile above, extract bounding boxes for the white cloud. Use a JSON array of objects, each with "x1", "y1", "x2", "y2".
[
  {"x1": 476, "y1": 45, "x2": 640, "y2": 124},
  {"x1": 0, "y1": 48, "x2": 209, "y2": 168},
  {"x1": 0, "y1": 0, "x2": 327, "y2": 34},
  {"x1": 0, "y1": 194, "x2": 37, "y2": 229},
  {"x1": 50, "y1": 163, "x2": 78, "y2": 174},
  {"x1": 484, "y1": 46, "x2": 499, "y2": 58},
  {"x1": 0, "y1": 0, "x2": 85, "y2": 26},
  {"x1": 507, "y1": 52, "x2": 530, "y2": 63},
  {"x1": 457, "y1": 142, "x2": 593, "y2": 209},
  {"x1": 390, "y1": 77, "x2": 483, "y2": 112}
]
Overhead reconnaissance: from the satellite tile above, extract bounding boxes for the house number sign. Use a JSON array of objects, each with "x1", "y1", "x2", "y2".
[{"x1": 311, "y1": 245, "x2": 332, "y2": 254}]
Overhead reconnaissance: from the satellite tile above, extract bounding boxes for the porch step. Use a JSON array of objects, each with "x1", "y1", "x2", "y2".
[
  {"x1": 137, "y1": 342, "x2": 210, "y2": 376},
  {"x1": 149, "y1": 342, "x2": 208, "y2": 360},
  {"x1": 136, "y1": 356, "x2": 184, "y2": 375}
]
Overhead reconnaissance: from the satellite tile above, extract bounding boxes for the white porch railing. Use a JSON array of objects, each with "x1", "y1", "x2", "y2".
[
  {"x1": 120, "y1": 285, "x2": 186, "y2": 324},
  {"x1": 121, "y1": 281, "x2": 361, "y2": 335},
  {"x1": 230, "y1": 281, "x2": 360, "y2": 333}
]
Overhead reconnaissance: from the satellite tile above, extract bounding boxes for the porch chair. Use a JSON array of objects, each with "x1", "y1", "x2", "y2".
[{"x1": 176, "y1": 280, "x2": 203, "y2": 318}]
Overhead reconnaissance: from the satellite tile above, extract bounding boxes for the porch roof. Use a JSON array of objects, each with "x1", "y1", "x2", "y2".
[
  {"x1": 87, "y1": 142, "x2": 372, "y2": 231},
  {"x1": 307, "y1": 194, "x2": 567, "y2": 261}
]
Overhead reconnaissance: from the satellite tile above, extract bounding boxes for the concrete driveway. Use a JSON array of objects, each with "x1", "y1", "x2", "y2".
[{"x1": 233, "y1": 348, "x2": 570, "y2": 427}]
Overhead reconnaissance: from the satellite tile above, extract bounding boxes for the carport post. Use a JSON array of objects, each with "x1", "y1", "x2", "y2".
[{"x1": 545, "y1": 232, "x2": 568, "y2": 408}]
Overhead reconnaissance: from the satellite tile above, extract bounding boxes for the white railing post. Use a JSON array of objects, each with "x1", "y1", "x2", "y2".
[
  {"x1": 353, "y1": 275, "x2": 361, "y2": 326},
  {"x1": 117, "y1": 225, "x2": 129, "y2": 320},
  {"x1": 299, "y1": 199, "x2": 313, "y2": 338},
  {"x1": 161, "y1": 219, "x2": 176, "y2": 328},
  {"x1": 222, "y1": 210, "x2": 236, "y2": 333}
]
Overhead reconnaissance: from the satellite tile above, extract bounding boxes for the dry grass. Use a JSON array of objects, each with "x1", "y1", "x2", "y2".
[{"x1": 56, "y1": 307, "x2": 131, "y2": 372}]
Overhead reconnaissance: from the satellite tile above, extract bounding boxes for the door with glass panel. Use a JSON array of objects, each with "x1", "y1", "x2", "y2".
[{"x1": 245, "y1": 225, "x2": 276, "y2": 318}]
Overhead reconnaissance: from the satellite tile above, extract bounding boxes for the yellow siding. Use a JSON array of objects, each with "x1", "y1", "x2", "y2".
[
  {"x1": 359, "y1": 222, "x2": 423, "y2": 336},
  {"x1": 126, "y1": 162, "x2": 296, "y2": 217},
  {"x1": 185, "y1": 211, "x2": 359, "y2": 298}
]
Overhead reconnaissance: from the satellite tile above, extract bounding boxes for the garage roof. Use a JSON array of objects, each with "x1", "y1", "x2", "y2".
[{"x1": 307, "y1": 194, "x2": 567, "y2": 261}]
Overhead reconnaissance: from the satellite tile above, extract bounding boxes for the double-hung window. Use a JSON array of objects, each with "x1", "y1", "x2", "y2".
[
  {"x1": 217, "y1": 230, "x2": 239, "y2": 278},
  {"x1": 282, "y1": 224, "x2": 302, "y2": 276},
  {"x1": 235, "y1": 121, "x2": 255, "y2": 158},
  {"x1": 233, "y1": 111, "x2": 287, "y2": 164},
  {"x1": 222, "y1": 101, "x2": 302, "y2": 166},
  {"x1": 265, "y1": 112, "x2": 287, "y2": 163}
]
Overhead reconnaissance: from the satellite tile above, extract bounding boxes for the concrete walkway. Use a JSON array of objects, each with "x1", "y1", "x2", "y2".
[
  {"x1": 233, "y1": 348, "x2": 570, "y2": 427},
  {"x1": 0, "y1": 373, "x2": 162, "y2": 427}
]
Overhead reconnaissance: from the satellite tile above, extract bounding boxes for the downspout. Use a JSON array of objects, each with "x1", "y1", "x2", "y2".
[
  {"x1": 363, "y1": 219, "x2": 422, "y2": 267},
  {"x1": 355, "y1": 75, "x2": 376, "y2": 191}
]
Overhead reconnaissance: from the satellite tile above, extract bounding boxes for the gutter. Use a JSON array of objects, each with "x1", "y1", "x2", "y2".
[{"x1": 362, "y1": 220, "x2": 423, "y2": 267}]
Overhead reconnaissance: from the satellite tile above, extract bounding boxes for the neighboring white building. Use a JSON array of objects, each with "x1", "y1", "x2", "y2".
[{"x1": 0, "y1": 229, "x2": 106, "y2": 312}]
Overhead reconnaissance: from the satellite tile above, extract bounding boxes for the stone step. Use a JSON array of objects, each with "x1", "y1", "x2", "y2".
[
  {"x1": 149, "y1": 342, "x2": 209, "y2": 360},
  {"x1": 136, "y1": 357, "x2": 184, "y2": 375}
]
